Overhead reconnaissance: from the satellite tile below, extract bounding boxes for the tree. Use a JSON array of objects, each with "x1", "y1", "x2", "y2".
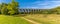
[
  {"x1": 0, "y1": 0, "x2": 19, "y2": 15},
  {"x1": 1, "y1": 3, "x2": 9, "y2": 15},
  {"x1": 0, "y1": 4, "x2": 1, "y2": 14},
  {"x1": 7, "y1": 0, "x2": 19, "y2": 15}
]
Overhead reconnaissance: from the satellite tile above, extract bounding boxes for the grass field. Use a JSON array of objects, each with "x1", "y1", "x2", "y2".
[
  {"x1": 24, "y1": 14, "x2": 60, "y2": 24},
  {"x1": 1, "y1": 14, "x2": 60, "y2": 24},
  {"x1": 0, "y1": 15, "x2": 32, "y2": 24}
]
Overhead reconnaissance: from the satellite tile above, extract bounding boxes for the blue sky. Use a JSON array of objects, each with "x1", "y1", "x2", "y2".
[{"x1": 0, "y1": 0, "x2": 60, "y2": 9}]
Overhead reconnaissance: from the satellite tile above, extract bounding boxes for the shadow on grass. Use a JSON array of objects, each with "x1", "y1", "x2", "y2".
[{"x1": 7, "y1": 14, "x2": 28, "y2": 17}]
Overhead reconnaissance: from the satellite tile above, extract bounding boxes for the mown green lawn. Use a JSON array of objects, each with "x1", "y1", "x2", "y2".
[{"x1": 0, "y1": 15, "x2": 32, "y2": 24}]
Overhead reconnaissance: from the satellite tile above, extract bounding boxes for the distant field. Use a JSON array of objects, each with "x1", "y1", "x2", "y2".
[
  {"x1": 0, "y1": 15, "x2": 32, "y2": 24},
  {"x1": 24, "y1": 14, "x2": 60, "y2": 24}
]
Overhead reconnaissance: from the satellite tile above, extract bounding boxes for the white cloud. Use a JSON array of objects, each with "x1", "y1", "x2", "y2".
[{"x1": 26, "y1": 1, "x2": 60, "y2": 9}]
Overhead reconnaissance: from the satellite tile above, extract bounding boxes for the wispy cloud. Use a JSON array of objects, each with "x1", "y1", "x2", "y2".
[
  {"x1": 23, "y1": 1, "x2": 60, "y2": 9},
  {"x1": 0, "y1": 0, "x2": 60, "y2": 9}
]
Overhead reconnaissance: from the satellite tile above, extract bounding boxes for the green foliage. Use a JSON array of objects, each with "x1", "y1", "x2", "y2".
[
  {"x1": 0, "y1": 0, "x2": 19, "y2": 15},
  {"x1": 29, "y1": 6, "x2": 60, "y2": 14},
  {"x1": 1, "y1": 3, "x2": 8, "y2": 15}
]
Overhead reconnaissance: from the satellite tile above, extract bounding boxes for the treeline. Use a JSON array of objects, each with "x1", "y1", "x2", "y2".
[
  {"x1": 0, "y1": 0, "x2": 19, "y2": 15},
  {"x1": 33, "y1": 7, "x2": 60, "y2": 14},
  {"x1": 20, "y1": 7, "x2": 60, "y2": 14}
]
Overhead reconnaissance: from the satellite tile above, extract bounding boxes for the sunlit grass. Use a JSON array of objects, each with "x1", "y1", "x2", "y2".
[
  {"x1": 0, "y1": 15, "x2": 32, "y2": 24},
  {"x1": 24, "y1": 14, "x2": 60, "y2": 24}
]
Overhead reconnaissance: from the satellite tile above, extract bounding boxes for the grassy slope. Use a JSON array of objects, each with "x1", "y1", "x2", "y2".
[
  {"x1": 24, "y1": 14, "x2": 60, "y2": 24},
  {"x1": 0, "y1": 15, "x2": 32, "y2": 24}
]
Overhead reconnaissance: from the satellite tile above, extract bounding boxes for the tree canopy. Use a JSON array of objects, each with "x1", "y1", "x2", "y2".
[{"x1": 0, "y1": 0, "x2": 19, "y2": 15}]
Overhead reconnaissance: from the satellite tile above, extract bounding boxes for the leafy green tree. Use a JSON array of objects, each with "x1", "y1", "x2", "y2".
[
  {"x1": 0, "y1": 4, "x2": 1, "y2": 14},
  {"x1": 7, "y1": 0, "x2": 19, "y2": 15},
  {"x1": 1, "y1": 3, "x2": 8, "y2": 15},
  {"x1": 0, "y1": 0, "x2": 19, "y2": 15}
]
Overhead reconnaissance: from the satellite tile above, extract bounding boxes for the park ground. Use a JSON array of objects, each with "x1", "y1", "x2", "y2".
[
  {"x1": 24, "y1": 14, "x2": 60, "y2": 24},
  {"x1": 0, "y1": 15, "x2": 32, "y2": 24},
  {"x1": 0, "y1": 14, "x2": 60, "y2": 24}
]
